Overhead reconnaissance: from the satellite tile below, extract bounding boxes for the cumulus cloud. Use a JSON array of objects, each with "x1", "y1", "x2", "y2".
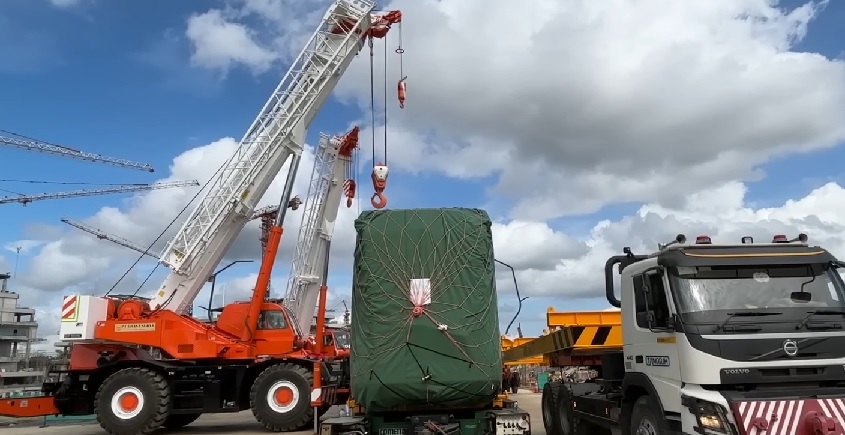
[
  {"x1": 179, "y1": 1, "x2": 845, "y2": 219},
  {"x1": 495, "y1": 181, "x2": 845, "y2": 299}
]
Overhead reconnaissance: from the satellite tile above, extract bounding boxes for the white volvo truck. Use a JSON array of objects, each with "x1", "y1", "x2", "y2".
[{"x1": 510, "y1": 233, "x2": 845, "y2": 435}]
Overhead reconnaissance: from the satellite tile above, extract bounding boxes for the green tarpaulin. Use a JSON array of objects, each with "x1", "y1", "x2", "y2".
[{"x1": 350, "y1": 208, "x2": 502, "y2": 412}]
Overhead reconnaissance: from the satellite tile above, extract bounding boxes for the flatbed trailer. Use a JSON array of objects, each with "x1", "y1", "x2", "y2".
[{"x1": 320, "y1": 394, "x2": 532, "y2": 435}]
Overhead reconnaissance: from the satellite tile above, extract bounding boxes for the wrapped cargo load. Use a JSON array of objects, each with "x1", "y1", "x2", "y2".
[{"x1": 350, "y1": 208, "x2": 502, "y2": 412}]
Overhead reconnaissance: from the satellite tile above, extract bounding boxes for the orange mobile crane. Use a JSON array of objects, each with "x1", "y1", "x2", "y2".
[{"x1": 0, "y1": 2, "x2": 402, "y2": 434}]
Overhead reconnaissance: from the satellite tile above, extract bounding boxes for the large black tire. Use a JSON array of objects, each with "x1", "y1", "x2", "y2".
[
  {"x1": 93, "y1": 367, "x2": 171, "y2": 435},
  {"x1": 542, "y1": 382, "x2": 563, "y2": 435},
  {"x1": 250, "y1": 363, "x2": 314, "y2": 432},
  {"x1": 629, "y1": 395, "x2": 664, "y2": 435},
  {"x1": 555, "y1": 382, "x2": 576, "y2": 435},
  {"x1": 162, "y1": 412, "x2": 202, "y2": 429}
]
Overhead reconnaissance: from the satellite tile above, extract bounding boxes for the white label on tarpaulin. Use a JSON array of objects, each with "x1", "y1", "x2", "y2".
[{"x1": 409, "y1": 278, "x2": 432, "y2": 306}]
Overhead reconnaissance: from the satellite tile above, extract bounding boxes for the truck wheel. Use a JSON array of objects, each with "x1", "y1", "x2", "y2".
[
  {"x1": 542, "y1": 381, "x2": 563, "y2": 435},
  {"x1": 250, "y1": 363, "x2": 314, "y2": 431},
  {"x1": 162, "y1": 412, "x2": 201, "y2": 429},
  {"x1": 555, "y1": 382, "x2": 576, "y2": 435},
  {"x1": 93, "y1": 367, "x2": 171, "y2": 435},
  {"x1": 630, "y1": 395, "x2": 663, "y2": 435}
]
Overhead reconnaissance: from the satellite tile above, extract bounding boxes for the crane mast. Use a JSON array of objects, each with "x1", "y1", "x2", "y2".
[
  {"x1": 0, "y1": 132, "x2": 155, "y2": 172},
  {"x1": 0, "y1": 181, "x2": 199, "y2": 205},
  {"x1": 151, "y1": 0, "x2": 380, "y2": 314},
  {"x1": 60, "y1": 218, "x2": 158, "y2": 259},
  {"x1": 285, "y1": 128, "x2": 358, "y2": 334}
]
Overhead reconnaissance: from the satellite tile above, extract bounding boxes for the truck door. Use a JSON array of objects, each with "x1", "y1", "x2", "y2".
[
  {"x1": 254, "y1": 310, "x2": 296, "y2": 355},
  {"x1": 626, "y1": 268, "x2": 682, "y2": 413}
]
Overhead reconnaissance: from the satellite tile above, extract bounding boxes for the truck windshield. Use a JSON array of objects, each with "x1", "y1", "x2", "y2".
[
  {"x1": 669, "y1": 264, "x2": 845, "y2": 313},
  {"x1": 332, "y1": 330, "x2": 350, "y2": 349}
]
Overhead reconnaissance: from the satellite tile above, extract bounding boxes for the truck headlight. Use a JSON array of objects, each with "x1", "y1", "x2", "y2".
[{"x1": 683, "y1": 396, "x2": 731, "y2": 434}]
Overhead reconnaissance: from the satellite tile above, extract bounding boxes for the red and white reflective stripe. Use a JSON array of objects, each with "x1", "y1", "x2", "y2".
[
  {"x1": 61, "y1": 295, "x2": 78, "y2": 320},
  {"x1": 733, "y1": 398, "x2": 845, "y2": 435}
]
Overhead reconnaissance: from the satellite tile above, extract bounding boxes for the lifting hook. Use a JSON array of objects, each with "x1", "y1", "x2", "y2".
[
  {"x1": 371, "y1": 164, "x2": 389, "y2": 209},
  {"x1": 343, "y1": 179, "x2": 356, "y2": 208},
  {"x1": 397, "y1": 76, "x2": 407, "y2": 109}
]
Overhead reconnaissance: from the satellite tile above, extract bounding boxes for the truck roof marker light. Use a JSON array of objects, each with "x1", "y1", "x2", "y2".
[
  {"x1": 695, "y1": 235, "x2": 712, "y2": 245},
  {"x1": 772, "y1": 235, "x2": 788, "y2": 243},
  {"x1": 741, "y1": 236, "x2": 753, "y2": 244}
]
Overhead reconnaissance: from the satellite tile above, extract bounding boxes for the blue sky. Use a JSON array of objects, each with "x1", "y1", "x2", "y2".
[{"x1": 2, "y1": 0, "x2": 845, "y2": 343}]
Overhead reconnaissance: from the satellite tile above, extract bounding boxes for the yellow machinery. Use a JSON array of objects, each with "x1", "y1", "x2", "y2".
[
  {"x1": 500, "y1": 336, "x2": 542, "y2": 366},
  {"x1": 502, "y1": 307, "x2": 622, "y2": 367}
]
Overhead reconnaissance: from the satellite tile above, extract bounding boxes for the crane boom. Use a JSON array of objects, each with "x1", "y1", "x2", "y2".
[
  {"x1": 60, "y1": 218, "x2": 158, "y2": 259},
  {"x1": 0, "y1": 180, "x2": 200, "y2": 205},
  {"x1": 285, "y1": 128, "x2": 358, "y2": 334},
  {"x1": 151, "y1": 0, "x2": 390, "y2": 314},
  {"x1": 0, "y1": 132, "x2": 155, "y2": 172}
]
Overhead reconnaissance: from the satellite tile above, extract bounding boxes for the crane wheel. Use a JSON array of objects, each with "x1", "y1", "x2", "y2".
[
  {"x1": 250, "y1": 362, "x2": 314, "y2": 431},
  {"x1": 93, "y1": 367, "x2": 171, "y2": 435},
  {"x1": 162, "y1": 412, "x2": 202, "y2": 429},
  {"x1": 542, "y1": 381, "x2": 563, "y2": 435}
]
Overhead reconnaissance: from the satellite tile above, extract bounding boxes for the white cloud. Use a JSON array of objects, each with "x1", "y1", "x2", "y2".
[
  {"x1": 185, "y1": 10, "x2": 276, "y2": 76},
  {"x1": 178, "y1": 1, "x2": 845, "y2": 220},
  {"x1": 331, "y1": 0, "x2": 845, "y2": 220},
  {"x1": 494, "y1": 181, "x2": 845, "y2": 299},
  {"x1": 48, "y1": 0, "x2": 86, "y2": 8}
]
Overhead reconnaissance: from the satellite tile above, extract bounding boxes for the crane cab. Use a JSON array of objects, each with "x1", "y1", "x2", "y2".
[{"x1": 215, "y1": 301, "x2": 301, "y2": 356}]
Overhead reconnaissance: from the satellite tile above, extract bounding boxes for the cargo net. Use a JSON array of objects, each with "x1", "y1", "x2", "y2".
[{"x1": 351, "y1": 209, "x2": 501, "y2": 407}]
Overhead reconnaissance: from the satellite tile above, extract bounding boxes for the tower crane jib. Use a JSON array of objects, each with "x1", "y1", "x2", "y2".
[
  {"x1": 0, "y1": 132, "x2": 155, "y2": 172},
  {"x1": 60, "y1": 218, "x2": 158, "y2": 259},
  {"x1": 0, "y1": 180, "x2": 200, "y2": 205},
  {"x1": 151, "y1": 0, "x2": 391, "y2": 314}
]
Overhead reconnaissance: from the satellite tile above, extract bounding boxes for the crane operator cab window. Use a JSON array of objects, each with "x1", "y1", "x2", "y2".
[
  {"x1": 634, "y1": 270, "x2": 672, "y2": 331},
  {"x1": 258, "y1": 310, "x2": 288, "y2": 330}
]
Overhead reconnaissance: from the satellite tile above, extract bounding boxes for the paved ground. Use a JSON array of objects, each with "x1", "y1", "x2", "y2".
[{"x1": 2, "y1": 390, "x2": 544, "y2": 435}]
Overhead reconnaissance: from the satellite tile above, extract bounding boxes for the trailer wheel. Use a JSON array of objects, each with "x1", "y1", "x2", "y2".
[
  {"x1": 250, "y1": 363, "x2": 314, "y2": 431},
  {"x1": 93, "y1": 367, "x2": 170, "y2": 435},
  {"x1": 630, "y1": 395, "x2": 663, "y2": 435},
  {"x1": 542, "y1": 382, "x2": 563, "y2": 435},
  {"x1": 555, "y1": 382, "x2": 577, "y2": 435},
  {"x1": 162, "y1": 412, "x2": 202, "y2": 429}
]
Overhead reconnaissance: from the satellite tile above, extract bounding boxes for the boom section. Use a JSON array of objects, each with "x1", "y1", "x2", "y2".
[
  {"x1": 151, "y1": 0, "x2": 375, "y2": 313},
  {"x1": 286, "y1": 132, "x2": 352, "y2": 333}
]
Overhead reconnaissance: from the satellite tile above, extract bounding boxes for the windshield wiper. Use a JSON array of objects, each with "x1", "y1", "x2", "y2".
[
  {"x1": 795, "y1": 310, "x2": 845, "y2": 330},
  {"x1": 713, "y1": 311, "x2": 782, "y2": 333}
]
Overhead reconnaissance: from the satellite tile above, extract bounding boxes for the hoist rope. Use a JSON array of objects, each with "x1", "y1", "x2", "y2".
[{"x1": 383, "y1": 37, "x2": 389, "y2": 164}]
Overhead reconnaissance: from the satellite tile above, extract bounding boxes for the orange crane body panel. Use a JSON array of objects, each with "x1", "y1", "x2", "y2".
[{"x1": 90, "y1": 300, "x2": 305, "y2": 361}]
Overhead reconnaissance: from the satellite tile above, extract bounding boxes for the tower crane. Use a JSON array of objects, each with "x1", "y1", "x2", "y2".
[
  {"x1": 0, "y1": 180, "x2": 200, "y2": 205},
  {"x1": 61, "y1": 205, "x2": 283, "y2": 262},
  {"x1": 60, "y1": 218, "x2": 158, "y2": 259},
  {"x1": 285, "y1": 127, "x2": 359, "y2": 334},
  {"x1": 1, "y1": 3, "x2": 407, "y2": 434},
  {"x1": 0, "y1": 130, "x2": 155, "y2": 172}
]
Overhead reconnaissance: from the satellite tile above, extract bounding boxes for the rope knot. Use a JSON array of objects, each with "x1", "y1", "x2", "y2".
[{"x1": 412, "y1": 305, "x2": 424, "y2": 317}]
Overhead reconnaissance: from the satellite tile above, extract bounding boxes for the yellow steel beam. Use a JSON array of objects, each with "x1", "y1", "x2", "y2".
[
  {"x1": 502, "y1": 323, "x2": 623, "y2": 363},
  {"x1": 546, "y1": 307, "x2": 621, "y2": 328}
]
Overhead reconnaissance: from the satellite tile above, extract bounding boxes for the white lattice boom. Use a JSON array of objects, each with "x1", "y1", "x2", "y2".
[
  {"x1": 150, "y1": 0, "x2": 377, "y2": 313},
  {"x1": 285, "y1": 133, "x2": 352, "y2": 333}
]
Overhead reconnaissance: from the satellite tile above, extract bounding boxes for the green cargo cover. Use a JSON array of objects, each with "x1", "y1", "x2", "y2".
[{"x1": 350, "y1": 208, "x2": 502, "y2": 412}]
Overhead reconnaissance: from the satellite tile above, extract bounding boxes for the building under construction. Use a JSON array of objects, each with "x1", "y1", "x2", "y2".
[{"x1": 0, "y1": 273, "x2": 43, "y2": 395}]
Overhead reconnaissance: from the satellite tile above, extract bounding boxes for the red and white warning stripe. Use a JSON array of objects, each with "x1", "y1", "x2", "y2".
[
  {"x1": 732, "y1": 398, "x2": 845, "y2": 435},
  {"x1": 61, "y1": 295, "x2": 78, "y2": 321}
]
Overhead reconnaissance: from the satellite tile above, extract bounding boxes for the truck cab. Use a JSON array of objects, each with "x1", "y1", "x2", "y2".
[
  {"x1": 608, "y1": 233, "x2": 845, "y2": 435},
  {"x1": 323, "y1": 327, "x2": 350, "y2": 359}
]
